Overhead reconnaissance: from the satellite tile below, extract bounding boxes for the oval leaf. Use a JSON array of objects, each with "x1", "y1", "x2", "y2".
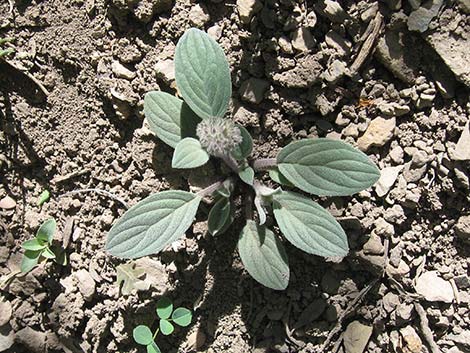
[
  {"x1": 208, "y1": 197, "x2": 231, "y2": 236},
  {"x1": 21, "y1": 250, "x2": 41, "y2": 273},
  {"x1": 277, "y1": 139, "x2": 380, "y2": 196},
  {"x1": 22, "y1": 238, "x2": 47, "y2": 251},
  {"x1": 133, "y1": 325, "x2": 153, "y2": 346},
  {"x1": 106, "y1": 191, "x2": 202, "y2": 259},
  {"x1": 175, "y1": 28, "x2": 231, "y2": 119},
  {"x1": 159, "y1": 319, "x2": 175, "y2": 335},
  {"x1": 172, "y1": 307, "x2": 192, "y2": 327},
  {"x1": 144, "y1": 91, "x2": 201, "y2": 148},
  {"x1": 232, "y1": 125, "x2": 253, "y2": 160},
  {"x1": 37, "y1": 190, "x2": 50, "y2": 207},
  {"x1": 172, "y1": 138, "x2": 209, "y2": 169},
  {"x1": 238, "y1": 166, "x2": 254, "y2": 185},
  {"x1": 272, "y1": 191, "x2": 348, "y2": 257},
  {"x1": 36, "y1": 218, "x2": 56, "y2": 243},
  {"x1": 269, "y1": 168, "x2": 294, "y2": 187},
  {"x1": 147, "y1": 342, "x2": 161, "y2": 353},
  {"x1": 156, "y1": 297, "x2": 173, "y2": 319},
  {"x1": 42, "y1": 247, "x2": 56, "y2": 259},
  {"x1": 238, "y1": 220, "x2": 289, "y2": 290}
]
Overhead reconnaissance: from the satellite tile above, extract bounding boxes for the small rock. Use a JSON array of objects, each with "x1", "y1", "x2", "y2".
[
  {"x1": 111, "y1": 61, "x2": 136, "y2": 80},
  {"x1": 272, "y1": 54, "x2": 322, "y2": 88},
  {"x1": 155, "y1": 59, "x2": 175, "y2": 84},
  {"x1": 453, "y1": 274, "x2": 470, "y2": 289},
  {"x1": 343, "y1": 321, "x2": 373, "y2": 353},
  {"x1": 187, "y1": 327, "x2": 206, "y2": 350},
  {"x1": 399, "y1": 326, "x2": 422, "y2": 353},
  {"x1": 415, "y1": 271, "x2": 454, "y2": 303},
  {"x1": 15, "y1": 327, "x2": 46, "y2": 353},
  {"x1": 395, "y1": 303, "x2": 413, "y2": 323},
  {"x1": 237, "y1": 0, "x2": 262, "y2": 25},
  {"x1": 189, "y1": 3, "x2": 210, "y2": 27},
  {"x1": 451, "y1": 121, "x2": 470, "y2": 161},
  {"x1": 454, "y1": 215, "x2": 470, "y2": 242},
  {"x1": 240, "y1": 78, "x2": 269, "y2": 104},
  {"x1": 363, "y1": 234, "x2": 384, "y2": 255},
  {"x1": 407, "y1": 0, "x2": 443, "y2": 33},
  {"x1": 324, "y1": 30, "x2": 351, "y2": 56},
  {"x1": 378, "y1": 102, "x2": 410, "y2": 117},
  {"x1": 291, "y1": 27, "x2": 315, "y2": 52},
  {"x1": 0, "y1": 325, "x2": 14, "y2": 352},
  {"x1": 0, "y1": 301, "x2": 12, "y2": 327},
  {"x1": 375, "y1": 165, "x2": 403, "y2": 197},
  {"x1": 323, "y1": 59, "x2": 347, "y2": 83},
  {"x1": 447, "y1": 331, "x2": 470, "y2": 350},
  {"x1": 457, "y1": 0, "x2": 470, "y2": 13},
  {"x1": 387, "y1": 260, "x2": 410, "y2": 278},
  {"x1": 319, "y1": 0, "x2": 347, "y2": 23},
  {"x1": 0, "y1": 196, "x2": 16, "y2": 210},
  {"x1": 278, "y1": 36, "x2": 293, "y2": 54},
  {"x1": 383, "y1": 292, "x2": 400, "y2": 313},
  {"x1": 294, "y1": 298, "x2": 327, "y2": 329},
  {"x1": 357, "y1": 117, "x2": 395, "y2": 151},
  {"x1": 74, "y1": 269, "x2": 96, "y2": 301}
]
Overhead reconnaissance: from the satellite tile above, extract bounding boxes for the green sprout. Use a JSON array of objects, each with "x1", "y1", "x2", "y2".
[
  {"x1": 133, "y1": 297, "x2": 192, "y2": 353},
  {"x1": 21, "y1": 218, "x2": 66, "y2": 273},
  {"x1": 105, "y1": 28, "x2": 380, "y2": 290},
  {"x1": 37, "y1": 190, "x2": 51, "y2": 207},
  {"x1": 0, "y1": 37, "x2": 15, "y2": 58}
]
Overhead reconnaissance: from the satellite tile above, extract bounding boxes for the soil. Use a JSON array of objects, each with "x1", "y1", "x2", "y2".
[{"x1": 1, "y1": 0, "x2": 469, "y2": 353}]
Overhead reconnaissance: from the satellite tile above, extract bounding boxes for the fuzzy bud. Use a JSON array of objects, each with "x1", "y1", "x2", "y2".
[{"x1": 196, "y1": 117, "x2": 242, "y2": 157}]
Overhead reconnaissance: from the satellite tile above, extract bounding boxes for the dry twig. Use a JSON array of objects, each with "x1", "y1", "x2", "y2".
[{"x1": 414, "y1": 303, "x2": 441, "y2": 353}]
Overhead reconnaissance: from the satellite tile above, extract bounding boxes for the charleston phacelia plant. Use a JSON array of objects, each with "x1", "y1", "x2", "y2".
[{"x1": 106, "y1": 28, "x2": 380, "y2": 290}]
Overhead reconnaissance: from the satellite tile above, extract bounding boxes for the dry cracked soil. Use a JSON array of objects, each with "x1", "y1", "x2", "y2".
[{"x1": 0, "y1": 0, "x2": 470, "y2": 353}]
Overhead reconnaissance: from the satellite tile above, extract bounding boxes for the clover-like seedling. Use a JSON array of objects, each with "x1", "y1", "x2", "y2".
[
  {"x1": 0, "y1": 37, "x2": 15, "y2": 58},
  {"x1": 106, "y1": 28, "x2": 380, "y2": 290},
  {"x1": 133, "y1": 297, "x2": 192, "y2": 353},
  {"x1": 21, "y1": 218, "x2": 66, "y2": 273}
]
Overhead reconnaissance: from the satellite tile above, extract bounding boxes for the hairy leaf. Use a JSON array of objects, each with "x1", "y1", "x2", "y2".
[
  {"x1": 36, "y1": 218, "x2": 56, "y2": 244},
  {"x1": 144, "y1": 91, "x2": 201, "y2": 148},
  {"x1": 175, "y1": 28, "x2": 231, "y2": 119},
  {"x1": 116, "y1": 262, "x2": 148, "y2": 295},
  {"x1": 156, "y1": 297, "x2": 173, "y2": 320},
  {"x1": 208, "y1": 197, "x2": 231, "y2": 236},
  {"x1": 238, "y1": 166, "x2": 254, "y2": 185},
  {"x1": 238, "y1": 220, "x2": 289, "y2": 290},
  {"x1": 22, "y1": 238, "x2": 47, "y2": 251},
  {"x1": 21, "y1": 250, "x2": 41, "y2": 273},
  {"x1": 133, "y1": 325, "x2": 153, "y2": 346},
  {"x1": 172, "y1": 138, "x2": 209, "y2": 169},
  {"x1": 269, "y1": 168, "x2": 294, "y2": 187},
  {"x1": 232, "y1": 125, "x2": 253, "y2": 160},
  {"x1": 272, "y1": 191, "x2": 348, "y2": 257},
  {"x1": 159, "y1": 319, "x2": 174, "y2": 335},
  {"x1": 277, "y1": 138, "x2": 380, "y2": 196},
  {"x1": 172, "y1": 307, "x2": 192, "y2": 327},
  {"x1": 106, "y1": 191, "x2": 201, "y2": 258}
]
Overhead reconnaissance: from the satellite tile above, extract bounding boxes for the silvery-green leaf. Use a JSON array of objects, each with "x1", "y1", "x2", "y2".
[
  {"x1": 172, "y1": 307, "x2": 192, "y2": 327},
  {"x1": 208, "y1": 197, "x2": 232, "y2": 236},
  {"x1": 21, "y1": 250, "x2": 41, "y2": 273},
  {"x1": 232, "y1": 125, "x2": 253, "y2": 160},
  {"x1": 238, "y1": 221, "x2": 289, "y2": 290},
  {"x1": 36, "y1": 218, "x2": 56, "y2": 244},
  {"x1": 175, "y1": 28, "x2": 231, "y2": 119},
  {"x1": 172, "y1": 138, "x2": 209, "y2": 169},
  {"x1": 277, "y1": 139, "x2": 380, "y2": 196},
  {"x1": 159, "y1": 319, "x2": 174, "y2": 335},
  {"x1": 254, "y1": 195, "x2": 267, "y2": 226},
  {"x1": 144, "y1": 91, "x2": 201, "y2": 148},
  {"x1": 272, "y1": 191, "x2": 348, "y2": 257},
  {"x1": 238, "y1": 166, "x2": 254, "y2": 185},
  {"x1": 133, "y1": 325, "x2": 153, "y2": 346},
  {"x1": 269, "y1": 168, "x2": 294, "y2": 187},
  {"x1": 106, "y1": 191, "x2": 201, "y2": 259}
]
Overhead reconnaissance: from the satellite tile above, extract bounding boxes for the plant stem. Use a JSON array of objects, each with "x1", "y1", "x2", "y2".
[
  {"x1": 153, "y1": 328, "x2": 160, "y2": 340},
  {"x1": 244, "y1": 191, "x2": 254, "y2": 220},
  {"x1": 252, "y1": 158, "x2": 277, "y2": 171},
  {"x1": 196, "y1": 180, "x2": 223, "y2": 198},
  {"x1": 221, "y1": 153, "x2": 239, "y2": 172}
]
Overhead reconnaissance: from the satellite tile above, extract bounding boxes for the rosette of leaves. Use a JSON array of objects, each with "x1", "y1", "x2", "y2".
[
  {"x1": 106, "y1": 28, "x2": 380, "y2": 290},
  {"x1": 21, "y1": 218, "x2": 66, "y2": 272},
  {"x1": 133, "y1": 297, "x2": 192, "y2": 353}
]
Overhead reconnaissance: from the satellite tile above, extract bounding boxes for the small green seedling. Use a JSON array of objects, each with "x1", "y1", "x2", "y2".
[
  {"x1": 106, "y1": 28, "x2": 380, "y2": 290},
  {"x1": 37, "y1": 190, "x2": 50, "y2": 207},
  {"x1": 133, "y1": 297, "x2": 192, "y2": 353},
  {"x1": 21, "y1": 218, "x2": 66, "y2": 272},
  {"x1": 0, "y1": 38, "x2": 15, "y2": 58}
]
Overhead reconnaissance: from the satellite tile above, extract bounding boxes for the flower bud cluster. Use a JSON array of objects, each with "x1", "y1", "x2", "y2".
[{"x1": 196, "y1": 117, "x2": 242, "y2": 157}]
